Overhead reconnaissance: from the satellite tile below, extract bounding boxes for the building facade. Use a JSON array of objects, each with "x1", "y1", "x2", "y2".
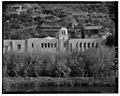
[{"x1": 3, "y1": 27, "x2": 104, "y2": 53}]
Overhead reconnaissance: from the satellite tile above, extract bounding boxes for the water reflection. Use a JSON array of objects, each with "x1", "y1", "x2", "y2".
[{"x1": 10, "y1": 86, "x2": 115, "y2": 93}]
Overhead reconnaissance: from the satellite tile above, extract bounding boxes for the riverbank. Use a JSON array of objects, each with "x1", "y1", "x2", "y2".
[{"x1": 3, "y1": 77, "x2": 115, "y2": 92}]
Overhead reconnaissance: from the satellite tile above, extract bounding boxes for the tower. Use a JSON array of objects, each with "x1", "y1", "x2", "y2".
[{"x1": 58, "y1": 27, "x2": 69, "y2": 51}]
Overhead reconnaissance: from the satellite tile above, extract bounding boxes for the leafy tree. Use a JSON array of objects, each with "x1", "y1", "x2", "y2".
[
  {"x1": 106, "y1": 35, "x2": 115, "y2": 47},
  {"x1": 82, "y1": 45, "x2": 115, "y2": 77}
]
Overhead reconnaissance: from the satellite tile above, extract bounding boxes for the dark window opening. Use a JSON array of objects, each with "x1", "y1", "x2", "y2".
[
  {"x1": 76, "y1": 43, "x2": 78, "y2": 48},
  {"x1": 92, "y1": 42, "x2": 94, "y2": 47},
  {"x1": 48, "y1": 43, "x2": 50, "y2": 48},
  {"x1": 45, "y1": 43, "x2": 47, "y2": 48},
  {"x1": 54, "y1": 43, "x2": 56, "y2": 47},
  {"x1": 96, "y1": 43, "x2": 98, "y2": 47},
  {"x1": 18, "y1": 44, "x2": 21, "y2": 50},
  {"x1": 70, "y1": 43, "x2": 72, "y2": 49},
  {"x1": 80, "y1": 42, "x2": 82, "y2": 48},
  {"x1": 32, "y1": 43, "x2": 34, "y2": 48},
  {"x1": 64, "y1": 42, "x2": 66, "y2": 47},
  {"x1": 41, "y1": 43, "x2": 43, "y2": 48},
  {"x1": 51, "y1": 43, "x2": 53, "y2": 48},
  {"x1": 84, "y1": 42, "x2": 86, "y2": 48},
  {"x1": 88, "y1": 42, "x2": 90, "y2": 48},
  {"x1": 62, "y1": 30, "x2": 66, "y2": 34}
]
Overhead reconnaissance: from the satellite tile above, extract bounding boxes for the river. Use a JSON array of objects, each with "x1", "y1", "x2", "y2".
[{"x1": 7, "y1": 86, "x2": 116, "y2": 93}]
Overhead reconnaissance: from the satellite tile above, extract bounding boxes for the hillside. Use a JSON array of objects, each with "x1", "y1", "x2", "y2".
[{"x1": 3, "y1": 2, "x2": 116, "y2": 39}]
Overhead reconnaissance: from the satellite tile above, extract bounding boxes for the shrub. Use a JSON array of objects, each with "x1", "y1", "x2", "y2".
[{"x1": 54, "y1": 61, "x2": 71, "y2": 77}]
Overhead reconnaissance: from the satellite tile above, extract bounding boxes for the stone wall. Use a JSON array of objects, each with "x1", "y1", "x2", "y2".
[
  {"x1": 27, "y1": 38, "x2": 58, "y2": 53},
  {"x1": 12, "y1": 40, "x2": 26, "y2": 53},
  {"x1": 3, "y1": 40, "x2": 13, "y2": 53},
  {"x1": 3, "y1": 38, "x2": 101, "y2": 53},
  {"x1": 69, "y1": 38, "x2": 100, "y2": 52}
]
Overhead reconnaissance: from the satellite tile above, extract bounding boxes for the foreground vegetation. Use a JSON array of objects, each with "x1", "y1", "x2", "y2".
[
  {"x1": 3, "y1": 45, "x2": 115, "y2": 78},
  {"x1": 3, "y1": 45, "x2": 115, "y2": 91}
]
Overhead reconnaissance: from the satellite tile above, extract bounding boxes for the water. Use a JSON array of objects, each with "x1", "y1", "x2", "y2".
[{"x1": 8, "y1": 86, "x2": 116, "y2": 93}]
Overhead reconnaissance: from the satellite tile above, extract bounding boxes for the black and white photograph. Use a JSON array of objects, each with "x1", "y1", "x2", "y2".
[{"x1": 2, "y1": 1, "x2": 118, "y2": 93}]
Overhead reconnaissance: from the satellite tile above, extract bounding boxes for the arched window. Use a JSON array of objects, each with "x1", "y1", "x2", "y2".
[
  {"x1": 45, "y1": 43, "x2": 47, "y2": 48},
  {"x1": 80, "y1": 42, "x2": 82, "y2": 48},
  {"x1": 92, "y1": 42, "x2": 94, "y2": 47},
  {"x1": 76, "y1": 43, "x2": 78, "y2": 48},
  {"x1": 41, "y1": 43, "x2": 44, "y2": 48},
  {"x1": 84, "y1": 42, "x2": 86, "y2": 48},
  {"x1": 18, "y1": 44, "x2": 21, "y2": 50},
  {"x1": 51, "y1": 43, "x2": 53, "y2": 48},
  {"x1": 32, "y1": 43, "x2": 34, "y2": 48},
  {"x1": 88, "y1": 42, "x2": 90, "y2": 48},
  {"x1": 62, "y1": 30, "x2": 66, "y2": 34},
  {"x1": 48, "y1": 43, "x2": 50, "y2": 48},
  {"x1": 54, "y1": 43, "x2": 57, "y2": 47},
  {"x1": 64, "y1": 30, "x2": 66, "y2": 34},
  {"x1": 96, "y1": 43, "x2": 98, "y2": 47},
  {"x1": 70, "y1": 43, "x2": 72, "y2": 50}
]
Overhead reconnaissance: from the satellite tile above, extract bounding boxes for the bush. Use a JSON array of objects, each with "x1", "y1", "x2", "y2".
[{"x1": 54, "y1": 61, "x2": 71, "y2": 77}]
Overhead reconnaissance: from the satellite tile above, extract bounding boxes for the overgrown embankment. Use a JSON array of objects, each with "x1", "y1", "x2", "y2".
[{"x1": 3, "y1": 77, "x2": 115, "y2": 92}]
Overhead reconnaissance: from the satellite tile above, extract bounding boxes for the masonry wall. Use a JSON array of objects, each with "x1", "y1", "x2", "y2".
[
  {"x1": 27, "y1": 38, "x2": 58, "y2": 53},
  {"x1": 69, "y1": 38, "x2": 100, "y2": 51},
  {"x1": 4, "y1": 40, "x2": 13, "y2": 45},
  {"x1": 12, "y1": 40, "x2": 26, "y2": 52},
  {"x1": 3, "y1": 38, "x2": 102, "y2": 53},
  {"x1": 3, "y1": 40, "x2": 13, "y2": 53}
]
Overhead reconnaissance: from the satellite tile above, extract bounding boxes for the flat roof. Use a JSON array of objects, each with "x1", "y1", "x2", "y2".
[{"x1": 84, "y1": 26, "x2": 102, "y2": 30}]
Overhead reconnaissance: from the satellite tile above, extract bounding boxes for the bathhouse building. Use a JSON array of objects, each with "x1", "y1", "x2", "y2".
[{"x1": 3, "y1": 27, "x2": 109, "y2": 53}]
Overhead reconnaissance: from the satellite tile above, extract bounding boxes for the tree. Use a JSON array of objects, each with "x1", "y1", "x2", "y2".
[
  {"x1": 106, "y1": 35, "x2": 115, "y2": 47},
  {"x1": 82, "y1": 45, "x2": 115, "y2": 77}
]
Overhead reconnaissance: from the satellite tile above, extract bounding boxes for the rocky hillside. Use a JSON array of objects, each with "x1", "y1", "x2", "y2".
[{"x1": 3, "y1": 2, "x2": 116, "y2": 39}]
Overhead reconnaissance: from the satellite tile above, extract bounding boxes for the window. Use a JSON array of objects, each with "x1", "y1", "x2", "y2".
[
  {"x1": 51, "y1": 43, "x2": 53, "y2": 48},
  {"x1": 96, "y1": 43, "x2": 98, "y2": 47},
  {"x1": 70, "y1": 43, "x2": 72, "y2": 49},
  {"x1": 80, "y1": 42, "x2": 82, "y2": 48},
  {"x1": 45, "y1": 43, "x2": 47, "y2": 48},
  {"x1": 18, "y1": 44, "x2": 21, "y2": 50},
  {"x1": 76, "y1": 43, "x2": 78, "y2": 48},
  {"x1": 62, "y1": 31, "x2": 64, "y2": 34},
  {"x1": 92, "y1": 42, "x2": 94, "y2": 47},
  {"x1": 54, "y1": 43, "x2": 56, "y2": 47},
  {"x1": 32, "y1": 43, "x2": 34, "y2": 48},
  {"x1": 48, "y1": 43, "x2": 50, "y2": 48},
  {"x1": 41, "y1": 43, "x2": 44, "y2": 48},
  {"x1": 84, "y1": 42, "x2": 86, "y2": 48},
  {"x1": 88, "y1": 42, "x2": 90, "y2": 48},
  {"x1": 62, "y1": 30, "x2": 65, "y2": 34},
  {"x1": 64, "y1": 42, "x2": 66, "y2": 47}
]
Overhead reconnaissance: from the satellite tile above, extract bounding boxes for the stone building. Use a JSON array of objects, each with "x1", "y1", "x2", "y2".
[{"x1": 3, "y1": 27, "x2": 106, "y2": 53}]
